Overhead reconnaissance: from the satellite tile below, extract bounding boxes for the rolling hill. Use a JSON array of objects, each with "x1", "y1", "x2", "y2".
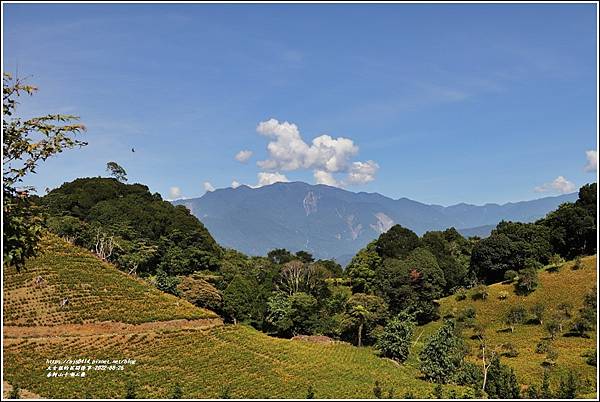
[
  {"x1": 2, "y1": 235, "x2": 465, "y2": 399},
  {"x1": 173, "y1": 181, "x2": 577, "y2": 263},
  {"x1": 417, "y1": 255, "x2": 597, "y2": 397}
]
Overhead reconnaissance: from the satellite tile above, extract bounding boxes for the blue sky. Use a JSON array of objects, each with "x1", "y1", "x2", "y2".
[{"x1": 3, "y1": 3, "x2": 597, "y2": 205}]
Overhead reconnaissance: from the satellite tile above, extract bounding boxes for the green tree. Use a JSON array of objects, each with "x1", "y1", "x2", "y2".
[
  {"x1": 3, "y1": 73, "x2": 86, "y2": 270},
  {"x1": 376, "y1": 312, "x2": 415, "y2": 363},
  {"x1": 556, "y1": 372, "x2": 578, "y2": 399},
  {"x1": 346, "y1": 242, "x2": 381, "y2": 293},
  {"x1": 295, "y1": 250, "x2": 314, "y2": 263},
  {"x1": 375, "y1": 224, "x2": 420, "y2": 259},
  {"x1": 106, "y1": 161, "x2": 127, "y2": 182},
  {"x1": 530, "y1": 303, "x2": 545, "y2": 325},
  {"x1": 419, "y1": 320, "x2": 464, "y2": 383},
  {"x1": 540, "y1": 370, "x2": 552, "y2": 398},
  {"x1": 222, "y1": 275, "x2": 260, "y2": 324},
  {"x1": 484, "y1": 356, "x2": 520, "y2": 398},
  {"x1": 505, "y1": 305, "x2": 527, "y2": 332},
  {"x1": 545, "y1": 319, "x2": 561, "y2": 340},
  {"x1": 267, "y1": 248, "x2": 295, "y2": 265},
  {"x1": 345, "y1": 293, "x2": 388, "y2": 346},
  {"x1": 515, "y1": 267, "x2": 539, "y2": 295},
  {"x1": 154, "y1": 268, "x2": 180, "y2": 296}
]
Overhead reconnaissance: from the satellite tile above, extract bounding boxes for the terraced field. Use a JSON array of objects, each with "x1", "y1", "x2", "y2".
[
  {"x1": 2, "y1": 235, "x2": 464, "y2": 399},
  {"x1": 418, "y1": 256, "x2": 598, "y2": 397},
  {"x1": 3, "y1": 236, "x2": 216, "y2": 326}
]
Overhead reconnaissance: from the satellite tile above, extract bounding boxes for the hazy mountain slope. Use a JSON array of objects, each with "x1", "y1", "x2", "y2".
[{"x1": 174, "y1": 182, "x2": 576, "y2": 262}]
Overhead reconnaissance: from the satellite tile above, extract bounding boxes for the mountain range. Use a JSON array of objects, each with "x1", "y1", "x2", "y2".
[{"x1": 173, "y1": 182, "x2": 577, "y2": 265}]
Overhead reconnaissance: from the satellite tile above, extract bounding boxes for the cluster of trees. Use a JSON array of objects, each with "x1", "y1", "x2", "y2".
[
  {"x1": 347, "y1": 226, "x2": 474, "y2": 324},
  {"x1": 38, "y1": 177, "x2": 223, "y2": 276},
  {"x1": 471, "y1": 183, "x2": 597, "y2": 283}
]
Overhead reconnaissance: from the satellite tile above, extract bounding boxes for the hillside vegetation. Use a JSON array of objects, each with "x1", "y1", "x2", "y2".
[
  {"x1": 2, "y1": 237, "x2": 465, "y2": 399},
  {"x1": 3, "y1": 235, "x2": 216, "y2": 326},
  {"x1": 418, "y1": 255, "x2": 597, "y2": 396}
]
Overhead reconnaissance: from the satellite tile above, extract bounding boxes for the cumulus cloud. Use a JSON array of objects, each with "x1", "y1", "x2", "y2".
[
  {"x1": 346, "y1": 160, "x2": 380, "y2": 185},
  {"x1": 584, "y1": 150, "x2": 597, "y2": 172},
  {"x1": 168, "y1": 186, "x2": 182, "y2": 200},
  {"x1": 235, "y1": 150, "x2": 253, "y2": 163},
  {"x1": 256, "y1": 172, "x2": 289, "y2": 187},
  {"x1": 231, "y1": 180, "x2": 241, "y2": 189},
  {"x1": 203, "y1": 181, "x2": 215, "y2": 192},
  {"x1": 255, "y1": 118, "x2": 378, "y2": 187},
  {"x1": 534, "y1": 176, "x2": 576, "y2": 194},
  {"x1": 314, "y1": 170, "x2": 339, "y2": 187}
]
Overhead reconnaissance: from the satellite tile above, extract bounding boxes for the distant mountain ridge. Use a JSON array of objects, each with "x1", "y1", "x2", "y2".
[{"x1": 173, "y1": 182, "x2": 577, "y2": 264}]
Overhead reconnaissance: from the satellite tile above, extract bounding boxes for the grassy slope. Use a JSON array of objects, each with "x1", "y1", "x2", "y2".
[
  {"x1": 417, "y1": 256, "x2": 597, "y2": 396},
  {"x1": 3, "y1": 236, "x2": 464, "y2": 399},
  {"x1": 3, "y1": 235, "x2": 216, "y2": 325}
]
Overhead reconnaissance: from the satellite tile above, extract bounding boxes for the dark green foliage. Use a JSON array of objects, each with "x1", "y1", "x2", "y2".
[
  {"x1": 170, "y1": 384, "x2": 183, "y2": 399},
  {"x1": 503, "y1": 270, "x2": 518, "y2": 282},
  {"x1": 267, "y1": 248, "x2": 295, "y2": 265},
  {"x1": 556, "y1": 372, "x2": 578, "y2": 399},
  {"x1": 571, "y1": 286, "x2": 597, "y2": 337},
  {"x1": 345, "y1": 293, "x2": 388, "y2": 346},
  {"x1": 526, "y1": 384, "x2": 539, "y2": 398},
  {"x1": 432, "y1": 383, "x2": 443, "y2": 398},
  {"x1": 540, "y1": 370, "x2": 552, "y2": 398},
  {"x1": 306, "y1": 385, "x2": 315, "y2": 399},
  {"x1": 515, "y1": 267, "x2": 539, "y2": 295},
  {"x1": 154, "y1": 268, "x2": 180, "y2": 296},
  {"x1": 376, "y1": 312, "x2": 415, "y2": 363},
  {"x1": 177, "y1": 276, "x2": 222, "y2": 312},
  {"x1": 375, "y1": 224, "x2": 420, "y2": 260},
  {"x1": 535, "y1": 340, "x2": 550, "y2": 354},
  {"x1": 40, "y1": 177, "x2": 222, "y2": 276},
  {"x1": 223, "y1": 275, "x2": 262, "y2": 324},
  {"x1": 125, "y1": 381, "x2": 137, "y2": 399},
  {"x1": 455, "y1": 288, "x2": 467, "y2": 301},
  {"x1": 505, "y1": 305, "x2": 527, "y2": 332},
  {"x1": 374, "y1": 248, "x2": 445, "y2": 323},
  {"x1": 421, "y1": 229, "x2": 471, "y2": 292},
  {"x1": 3, "y1": 73, "x2": 86, "y2": 271},
  {"x1": 314, "y1": 259, "x2": 343, "y2": 277},
  {"x1": 419, "y1": 320, "x2": 464, "y2": 383},
  {"x1": 106, "y1": 161, "x2": 127, "y2": 182},
  {"x1": 583, "y1": 349, "x2": 597, "y2": 367},
  {"x1": 470, "y1": 221, "x2": 551, "y2": 283},
  {"x1": 484, "y1": 356, "x2": 520, "y2": 398},
  {"x1": 295, "y1": 250, "x2": 314, "y2": 263},
  {"x1": 455, "y1": 361, "x2": 483, "y2": 389},
  {"x1": 346, "y1": 242, "x2": 380, "y2": 293},
  {"x1": 470, "y1": 284, "x2": 488, "y2": 301},
  {"x1": 545, "y1": 319, "x2": 561, "y2": 340},
  {"x1": 530, "y1": 303, "x2": 545, "y2": 324},
  {"x1": 372, "y1": 381, "x2": 383, "y2": 398}
]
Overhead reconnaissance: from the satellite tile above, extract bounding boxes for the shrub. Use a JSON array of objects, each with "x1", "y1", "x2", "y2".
[
  {"x1": 457, "y1": 307, "x2": 476, "y2": 322},
  {"x1": 515, "y1": 268, "x2": 538, "y2": 295},
  {"x1": 556, "y1": 372, "x2": 578, "y2": 398},
  {"x1": 306, "y1": 385, "x2": 315, "y2": 399},
  {"x1": 547, "y1": 254, "x2": 565, "y2": 272},
  {"x1": 497, "y1": 291, "x2": 509, "y2": 301},
  {"x1": 583, "y1": 349, "x2": 597, "y2": 367},
  {"x1": 419, "y1": 320, "x2": 465, "y2": 383},
  {"x1": 543, "y1": 347, "x2": 558, "y2": 366},
  {"x1": 503, "y1": 270, "x2": 518, "y2": 283},
  {"x1": 501, "y1": 343, "x2": 519, "y2": 358},
  {"x1": 545, "y1": 319, "x2": 561, "y2": 340},
  {"x1": 455, "y1": 361, "x2": 483, "y2": 388},
  {"x1": 455, "y1": 288, "x2": 467, "y2": 301},
  {"x1": 505, "y1": 305, "x2": 527, "y2": 332},
  {"x1": 376, "y1": 313, "x2": 415, "y2": 363},
  {"x1": 572, "y1": 256, "x2": 583, "y2": 270},
  {"x1": 535, "y1": 340, "x2": 551, "y2": 354},
  {"x1": 471, "y1": 284, "x2": 488, "y2": 301},
  {"x1": 530, "y1": 303, "x2": 545, "y2": 325}
]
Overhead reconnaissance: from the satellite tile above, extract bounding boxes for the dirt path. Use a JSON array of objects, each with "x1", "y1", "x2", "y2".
[{"x1": 3, "y1": 317, "x2": 223, "y2": 339}]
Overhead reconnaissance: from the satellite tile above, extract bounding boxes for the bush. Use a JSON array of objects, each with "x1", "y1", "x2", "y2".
[
  {"x1": 529, "y1": 303, "x2": 545, "y2": 325},
  {"x1": 376, "y1": 313, "x2": 415, "y2": 363},
  {"x1": 497, "y1": 291, "x2": 509, "y2": 301},
  {"x1": 503, "y1": 270, "x2": 518, "y2": 283},
  {"x1": 505, "y1": 305, "x2": 527, "y2": 332},
  {"x1": 372, "y1": 381, "x2": 383, "y2": 399},
  {"x1": 501, "y1": 343, "x2": 519, "y2": 358},
  {"x1": 572, "y1": 256, "x2": 583, "y2": 270},
  {"x1": 455, "y1": 288, "x2": 467, "y2": 301},
  {"x1": 543, "y1": 347, "x2": 558, "y2": 366},
  {"x1": 515, "y1": 268, "x2": 539, "y2": 295},
  {"x1": 455, "y1": 361, "x2": 483, "y2": 388},
  {"x1": 583, "y1": 349, "x2": 597, "y2": 367},
  {"x1": 545, "y1": 319, "x2": 561, "y2": 340},
  {"x1": 535, "y1": 340, "x2": 551, "y2": 354},
  {"x1": 471, "y1": 285, "x2": 488, "y2": 301},
  {"x1": 457, "y1": 307, "x2": 476, "y2": 322}
]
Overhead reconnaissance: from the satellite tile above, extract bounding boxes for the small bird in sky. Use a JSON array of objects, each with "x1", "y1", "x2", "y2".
[{"x1": 131, "y1": 148, "x2": 135, "y2": 153}]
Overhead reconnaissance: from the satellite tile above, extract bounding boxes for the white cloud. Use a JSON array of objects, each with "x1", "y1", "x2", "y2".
[
  {"x1": 534, "y1": 176, "x2": 576, "y2": 194},
  {"x1": 203, "y1": 181, "x2": 215, "y2": 192},
  {"x1": 256, "y1": 172, "x2": 289, "y2": 187},
  {"x1": 168, "y1": 186, "x2": 182, "y2": 200},
  {"x1": 584, "y1": 150, "x2": 597, "y2": 172},
  {"x1": 255, "y1": 118, "x2": 377, "y2": 187},
  {"x1": 346, "y1": 160, "x2": 379, "y2": 185},
  {"x1": 235, "y1": 150, "x2": 253, "y2": 163},
  {"x1": 314, "y1": 170, "x2": 339, "y2": 187},
  {"x1": 231, "y1": 180, "x2": 241, "y2": 189}
]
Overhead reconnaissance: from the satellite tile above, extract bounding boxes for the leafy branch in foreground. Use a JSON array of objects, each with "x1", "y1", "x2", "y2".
[{"x1": 3, "y1": 73, "x2": 86, "y2": 269}]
